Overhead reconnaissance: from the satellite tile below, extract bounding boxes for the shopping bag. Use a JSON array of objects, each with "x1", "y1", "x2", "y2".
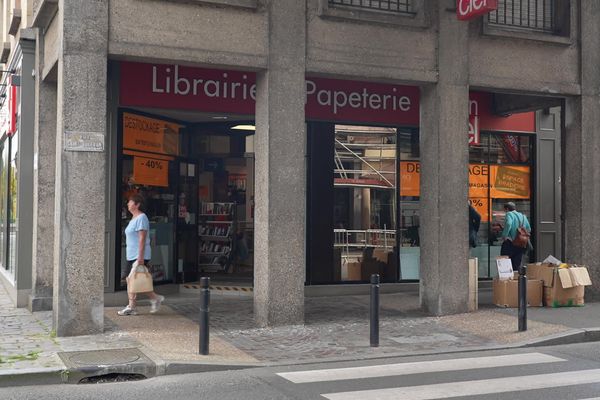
[{"x1": 127, "y1": 262, "x2": 154, "y2": 293}]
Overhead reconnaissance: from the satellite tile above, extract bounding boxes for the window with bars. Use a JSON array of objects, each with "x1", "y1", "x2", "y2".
[
  {"x1": 488, "y1": 0, "x2": 555, "y2": 33},
  {"x1": 328, "y1": 0, "x2": 412, "y2": 14}
]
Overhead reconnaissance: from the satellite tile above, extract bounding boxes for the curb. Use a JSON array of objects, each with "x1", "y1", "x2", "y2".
[
  {"x1": 164, "y1": 361, "x2": 261, "y2": 375},
  {"x1": 0, "y1": 367, "x2": 67, "y2": 387},
  {"x1": 3, "y1": 327, "x2": 600, "y2": 386}
]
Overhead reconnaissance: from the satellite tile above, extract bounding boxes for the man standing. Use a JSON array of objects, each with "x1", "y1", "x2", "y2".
[
  {"x1": 469, "y1": 203, "x2": 481, "y2": 248},
  {"x1": 500, "y1": 202, "x2": 531, "y2": 271}
]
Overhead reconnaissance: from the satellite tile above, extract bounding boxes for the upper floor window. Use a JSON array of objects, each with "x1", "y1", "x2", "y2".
[
  {"x1": 328, "y1": 0, "x2": 413, "y2": 14},
  {"x1": 488, "y1": 0, "x2": 555, "y2": 33}
]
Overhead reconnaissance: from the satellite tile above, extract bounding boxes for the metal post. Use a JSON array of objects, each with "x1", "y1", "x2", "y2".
[
  {"x1": 370, "y1": 274, "x2": 380, "y2": 347},
  {"x1": 518, "y1": 265, "x2": 527, "y2": 332},
  {"x1": 199, "y1": 277, "x2": 210, "y2": 355}
]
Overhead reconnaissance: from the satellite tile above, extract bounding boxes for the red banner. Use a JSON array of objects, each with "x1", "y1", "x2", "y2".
[
  {"x1": 457, "y1": 0, "x2": 498, "y2": 21},
  {"x1": 120, "y1": 62, "x2": 420, "y2": 126},
  {"x1": 120, "y1": 61, "x2": 535, "y2": 132}
]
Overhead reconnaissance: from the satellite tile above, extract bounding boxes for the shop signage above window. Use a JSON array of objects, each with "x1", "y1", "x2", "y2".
[
  {"x1": 457, "y1": 0, "x2": 497, "y2": 21},
  {"x1": 7, "y1": 84, "x2": 16, "y2": 136},
  {"x1": 120, "y1": 62, "x2": 420, "y2": 126},
  {"x1": 119, "y1": 61, "x2": 535, "y2": 132}
]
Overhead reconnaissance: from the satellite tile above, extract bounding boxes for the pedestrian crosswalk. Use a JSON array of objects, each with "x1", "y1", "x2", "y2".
[{"x1": 276, "y1": 352, "x2": 600, "y2": 400}]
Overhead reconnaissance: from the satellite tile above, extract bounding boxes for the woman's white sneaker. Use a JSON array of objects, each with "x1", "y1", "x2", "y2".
[
  {"x1": 117, "y1": 305, "x2": 138, "y2": 316},
  {"x1": 150, "y1": 295, "x2": 164, "y2": 313}
]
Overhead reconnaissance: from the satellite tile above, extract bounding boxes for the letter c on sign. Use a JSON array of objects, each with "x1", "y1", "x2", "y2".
[{"x1": 458, "y1": 0, "x2": 470, "y2": 15}]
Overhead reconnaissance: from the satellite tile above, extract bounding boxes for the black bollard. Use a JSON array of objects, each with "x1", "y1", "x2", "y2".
[
  {"x1": 199, "y1": 277, "x2": 210, "y2": 355},
  {"x1": 518, "y1": 265, "x2": 527, "y2": 332},
  {"x1": 370, "y1": 274, "x2": 380, "y2": 347}
]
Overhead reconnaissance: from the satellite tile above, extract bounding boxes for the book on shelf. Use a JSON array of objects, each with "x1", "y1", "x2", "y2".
[
  {"x1": 199, "y1": 241, "x2": 231, "y2": 254},
  {"x1": 198, "y1": 225, "x2": 232, "y2": 237},
  {"x1": 201, "y1": 202, "x2": 233, "y2": 215}
]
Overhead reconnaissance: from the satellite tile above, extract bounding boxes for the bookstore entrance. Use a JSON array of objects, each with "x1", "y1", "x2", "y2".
[
  {"x1": 116, "y1": 110, "x2": 256, "y2": 289},
  {"x1": 113, "y1": 61, "x2": 260, "y2": 290}
]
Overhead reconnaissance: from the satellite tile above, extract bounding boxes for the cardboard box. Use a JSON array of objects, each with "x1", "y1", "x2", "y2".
[
  {"x1": 372, "y1": 248, "x2": 392, "y2": 263},
  {"x1": 527, "y1": 263, "x2": 592, "y2": 307},
  {"x1": 492, "y1": 278, "x2": 543, "y2": 308},
  {"x1": 341, "y1": 261, "x2": 362, "y2": 281}
]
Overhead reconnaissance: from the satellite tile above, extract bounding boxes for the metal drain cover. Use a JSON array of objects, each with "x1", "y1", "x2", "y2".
[{"x1": 58, "y1": 348, "x2": 150, "y2": 368}]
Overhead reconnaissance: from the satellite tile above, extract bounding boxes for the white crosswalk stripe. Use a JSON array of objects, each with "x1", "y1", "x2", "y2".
[
  {"x1": 277, "y1": 353, "x2": 564, "y2": 383},
  {"x1": 321, "y1": 369, "x2": 600, "y2": 400}
]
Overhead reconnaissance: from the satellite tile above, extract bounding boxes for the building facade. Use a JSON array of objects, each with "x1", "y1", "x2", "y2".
[{"x1": 0, "y1": 0, "x2": 598, "y2": 336}]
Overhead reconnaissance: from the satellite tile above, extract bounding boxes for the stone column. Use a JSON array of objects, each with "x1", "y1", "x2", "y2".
[
  {"x1": 419, "y1": 1, "x2": 470, "y2": 315},
  {"x1": 52, "y1": 0, "x2": 108, "y2": 336},
  {"x1": 253, "y1": 0, "x2": 306, "y2": 327},
  {"x1": 564, "y1": 2, "x2": 600, "y2": 299},
  {"x1": 29, "y1": 29, "x2": 57, "y2": 312}
]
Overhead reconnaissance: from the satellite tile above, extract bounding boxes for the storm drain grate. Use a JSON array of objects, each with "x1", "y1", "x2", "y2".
[
  {"x1": 79, "y1": 373, "x2": 147, "y2": 384},
  {"x1": 58, "y1": 348, "x2": 153, "y2": 368}
]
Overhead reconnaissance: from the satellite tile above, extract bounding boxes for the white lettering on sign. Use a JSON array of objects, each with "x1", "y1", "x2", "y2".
[
  {"x1": 153, "y1": 65, "x2": 257, "y2": 101},
  {"x1": 459, "y1": 0, "x2": 488, "y2": 16},
  {"x1": 457, "y1": 0, "x2": 497, "y2": 21},
  {"x1": 468, "y1": 99, "x2": 480, "y2": 145},
  {"x1": 151, "y1": 65, "x2": 414, "y2": 117},
  {"x1": 64, "y1": 131, "x2": 105, "y2": 152},
  {"x1": 305, "y1": 80, "x2": 412, "y2": 115}
]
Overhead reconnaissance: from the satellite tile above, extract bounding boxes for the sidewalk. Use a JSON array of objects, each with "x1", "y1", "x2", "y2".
[{"x1": 2, "y1": 282, "x2": 599, "y2": 386}]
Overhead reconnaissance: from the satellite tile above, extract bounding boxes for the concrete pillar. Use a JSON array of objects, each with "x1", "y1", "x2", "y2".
[
  {"x1": 564, "y1": 2, "x2": 600, "y2": 299},
  {"x1": 52, "y1": 0, "x2": 108, "y2": 336},
  {"x1": 254, "y1": 0, "x2": 306, "y2": 327},
  {"x1": 29, "y1": 29, "x2": 57, "y2": 312},
  {"x1": 419, "y1": 1, "x2": 470, "y2": 315}
]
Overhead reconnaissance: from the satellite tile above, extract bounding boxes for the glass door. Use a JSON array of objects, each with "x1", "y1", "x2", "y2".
[
  {"x1": 469, "y1": 132, "x2": 534, "y2": 278},
  {"x1": 176, "y1": 160, "x2": 199, "y2": 283}
]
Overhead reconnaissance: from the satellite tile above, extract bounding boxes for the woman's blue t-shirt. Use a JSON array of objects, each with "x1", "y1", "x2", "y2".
[{"x1": 125, "y1": 214, "x2": 151, "y2": 261}]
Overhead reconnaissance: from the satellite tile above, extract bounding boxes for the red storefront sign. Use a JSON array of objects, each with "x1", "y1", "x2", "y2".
[
  {"x1": 7, "y1": 83, "x2": 16, "y2": 136},
  {"x1": 119, "y1": 61, "x2": 535, "y2": 133},
  {"x1": 120, "y1": 62, "x2": 420, "y2": 126},
  {"x1": 457, "y1": 0, "x2": 498, "y2": 21}
]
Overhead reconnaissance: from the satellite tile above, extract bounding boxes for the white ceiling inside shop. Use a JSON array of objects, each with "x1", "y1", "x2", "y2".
[{"x1": 128, "y1": 107, "x2": 253, "y2": 124}]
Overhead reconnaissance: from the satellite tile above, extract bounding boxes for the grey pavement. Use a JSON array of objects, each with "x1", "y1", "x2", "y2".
[
  {"x1": 4, "y1": 342, "x2": 600, "y2": 399},
  {"x1": 2, "y1": 279, "x2": 600, "y2": 387}
]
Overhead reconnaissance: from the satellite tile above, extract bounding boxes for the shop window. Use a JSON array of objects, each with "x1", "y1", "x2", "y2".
[
  {"x1": 398, "y1": 128, "x2": 420, "y2": 280},
  {"x1": 0, "y1": 143, "x2": 7, "y2": 271},
  {"x1": 469, "y1": 132, "x2": 534, "y2": 278},
  {"x1": 306, "y1": 123, "x2": 421, "y2": 284},
  {"x1": 333, "y1": 125, "x2": 400, "y2": 283},
  {"x1": 7, "y1": 133, "x2": 17, "y2": 276},
  {"x1": 117, "y1": 111, "x2": 256, "y2": 288}
]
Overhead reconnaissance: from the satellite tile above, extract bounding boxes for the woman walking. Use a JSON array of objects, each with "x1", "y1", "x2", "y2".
[{"x1": 118, "y1": 194, "x2": 165, "y2": 316}]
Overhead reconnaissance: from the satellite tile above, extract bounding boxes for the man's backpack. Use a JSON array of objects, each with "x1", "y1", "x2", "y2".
[{"x1": 512, "y1": 213, "x2": 530, "y2": 249}]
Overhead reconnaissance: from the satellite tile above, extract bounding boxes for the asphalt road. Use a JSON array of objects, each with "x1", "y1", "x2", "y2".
[{"x1": 3, "y1": 342, "x2": 600, "y2": 400}]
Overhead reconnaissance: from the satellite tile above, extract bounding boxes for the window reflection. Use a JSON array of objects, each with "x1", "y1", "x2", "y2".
[
  {"x1": 0, "y1": 143, "x2": 7, "y2": 271},
  {"x1": 469, "y1": 132, "x2": 533, "y2": 278},
  {"x1": 8, "y1": 134, "x2": 18, "y2": 275},
  {"x1": 333, "y1": 125, "x2": 398, "y2": 283}
]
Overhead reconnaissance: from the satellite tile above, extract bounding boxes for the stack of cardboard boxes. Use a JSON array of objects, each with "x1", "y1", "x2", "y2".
[
  {"x1": 492, "y1": 255, "x2": 593, "y2": 308},
  {"x1": 492, "y1": 256, "x2": 543, "y2": 307},
  {"x1": 527, "y1": 261, "x2": 592, "y2": 307}
]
